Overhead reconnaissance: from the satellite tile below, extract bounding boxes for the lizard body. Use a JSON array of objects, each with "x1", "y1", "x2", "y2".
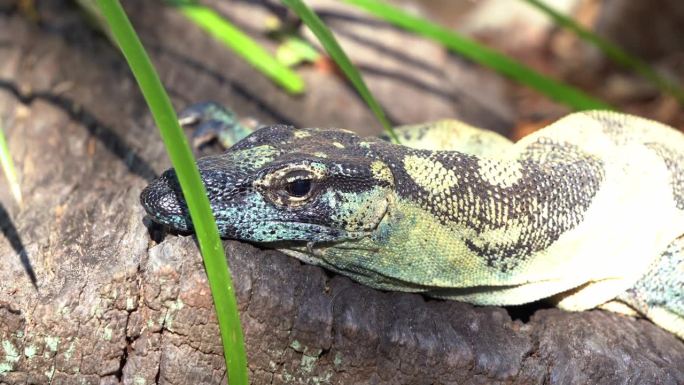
[{"x1": 141, "y1": 104, "x2": 684, "y2": 339}]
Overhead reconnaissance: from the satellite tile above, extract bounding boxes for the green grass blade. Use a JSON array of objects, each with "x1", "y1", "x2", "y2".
[
  {"x1": 0, "y1": 123, "x2": 21, "y2": 205},
  {"x1": 95, "y1": 1, "x2": 248, "y2": 383},
  {"x1": 281, "y1": 0, "x2": 400, "y2": 143},
  {"x1": 343, "y1": 0, "x2": 611, "y2": 111},
  {"x1": 170, "y1": 0, "x2": 305, "y2": 94},
  {"x1": 522, "y1": 0, "x2": 684, "y2": 105}
]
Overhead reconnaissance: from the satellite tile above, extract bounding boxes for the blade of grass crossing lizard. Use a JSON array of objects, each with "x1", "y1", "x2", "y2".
[{"x1": 94, "y1": 1, "x2": 249, "y2": 383}]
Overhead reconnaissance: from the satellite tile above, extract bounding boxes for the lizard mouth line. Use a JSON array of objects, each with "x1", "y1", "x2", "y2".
[{"x1": 145, "y1": 213, "x2": 360, "y2": 241}]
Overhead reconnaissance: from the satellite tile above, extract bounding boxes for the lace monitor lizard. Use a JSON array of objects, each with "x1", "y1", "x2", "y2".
[{"x1": 141, "y1": 102, "x2": 684, "y2": 339}]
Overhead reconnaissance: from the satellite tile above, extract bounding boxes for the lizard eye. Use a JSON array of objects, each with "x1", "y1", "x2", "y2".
[
  {"x1": 285, "y1": 179, "x2": 312, "y2": 197},
  {"x1": 258, "y1": 167, "x2": 324, "y2": 206},
  {"x1": 277, "y1": 170, "x2": 317, "y2": 201}
]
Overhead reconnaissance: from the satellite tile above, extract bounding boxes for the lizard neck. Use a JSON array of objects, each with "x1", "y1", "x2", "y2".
[{"x1": 369, "y1": 141, "x2": 605, "y2": 270}]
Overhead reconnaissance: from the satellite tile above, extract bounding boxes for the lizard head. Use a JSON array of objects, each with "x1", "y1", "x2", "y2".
[{"x1": 141, "y1": 124, "x2": 396, "y2": 244}]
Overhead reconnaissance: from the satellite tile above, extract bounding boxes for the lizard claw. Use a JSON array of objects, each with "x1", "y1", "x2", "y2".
[
  {"x1": 192, "y1": 119, "x2": 236, "y2": 149},
  {"x1": 177, "y1": 101, "x2": 226, "y2": 127},
  {"x1": 177, "y1": 101, "x2": 259, "y2": 149}
]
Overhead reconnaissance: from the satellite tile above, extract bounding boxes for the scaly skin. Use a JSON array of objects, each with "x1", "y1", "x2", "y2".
[{"x1": 141, "y1": 103, "x2": 684, "y2": 339}]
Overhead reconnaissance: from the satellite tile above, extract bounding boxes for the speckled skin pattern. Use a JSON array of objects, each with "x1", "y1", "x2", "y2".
[{"x1": 141, "y1": 104, "x2": 684, "y2": 339}]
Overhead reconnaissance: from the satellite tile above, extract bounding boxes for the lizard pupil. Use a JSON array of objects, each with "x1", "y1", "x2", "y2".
[{"x1": 285, "y1": 179, "x2": 312, "y2": 197}]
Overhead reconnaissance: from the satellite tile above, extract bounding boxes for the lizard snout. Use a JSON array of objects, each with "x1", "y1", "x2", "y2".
[{"x1": 140, "y1": 169, "x2": 192, "y2": 232}]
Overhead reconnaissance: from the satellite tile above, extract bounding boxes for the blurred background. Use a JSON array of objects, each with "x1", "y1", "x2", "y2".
[{"x1": 3, "y1": 0, "x2": 684, "y2": 142}]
